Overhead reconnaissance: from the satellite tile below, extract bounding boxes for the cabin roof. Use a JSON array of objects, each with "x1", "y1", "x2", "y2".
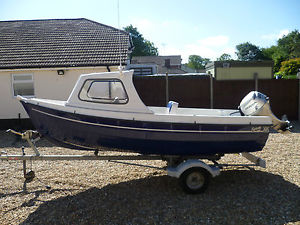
[{"x1": 0, "y1": 18, "x2": 133, "y2": 69}]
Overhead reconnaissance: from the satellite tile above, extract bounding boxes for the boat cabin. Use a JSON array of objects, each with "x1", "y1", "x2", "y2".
[{"x1": 66, "y1": 70, "x2": 153, "y2": 114}]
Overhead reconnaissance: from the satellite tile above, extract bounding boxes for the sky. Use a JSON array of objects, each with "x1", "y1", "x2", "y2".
[{"x1": 1, "y1": 0, "x2": 300, "y2": 62}]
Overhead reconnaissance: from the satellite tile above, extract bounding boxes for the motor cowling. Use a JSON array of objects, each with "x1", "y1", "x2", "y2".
[{"x1": 239, "y1": 91, "x2": 291, "y2": 132}]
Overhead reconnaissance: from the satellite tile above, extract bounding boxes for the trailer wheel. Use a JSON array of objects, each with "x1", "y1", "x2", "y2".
[{"x1": 179, "y1": 167, "x2": 210, "y2": 194}]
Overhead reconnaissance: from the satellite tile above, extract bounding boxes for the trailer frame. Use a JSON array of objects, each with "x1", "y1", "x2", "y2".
[{"x1": 0, "y1": 130, "x2": 266, "y2": 194}]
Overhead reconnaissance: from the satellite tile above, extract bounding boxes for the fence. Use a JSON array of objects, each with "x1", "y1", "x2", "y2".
[{"x1": 133, "y1": 75, "x2": 299, "y2": 120}]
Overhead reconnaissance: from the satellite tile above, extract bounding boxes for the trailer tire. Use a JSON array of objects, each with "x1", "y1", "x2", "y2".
[{"x1": 179, "y1": 167, "x2": 210, "y2": 194}]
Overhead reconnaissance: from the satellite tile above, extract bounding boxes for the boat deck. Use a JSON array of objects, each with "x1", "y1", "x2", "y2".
[{"x1": 148, "y1": 106, "x2": 242, "y2": 117}]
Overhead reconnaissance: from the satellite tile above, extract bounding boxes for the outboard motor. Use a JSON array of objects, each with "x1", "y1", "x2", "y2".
[{"x1": 239, "y1": 91, "x2": 291, "y2": 132}]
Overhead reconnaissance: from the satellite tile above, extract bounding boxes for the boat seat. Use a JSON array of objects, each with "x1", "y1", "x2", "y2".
[{"x1": 167, "y1": 101, "x2": 179, "y2": 114}]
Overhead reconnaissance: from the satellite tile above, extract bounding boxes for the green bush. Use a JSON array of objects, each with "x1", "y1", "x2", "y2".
[{"x1": 279, "y1": 58, "x2": 300, "y2": 77}]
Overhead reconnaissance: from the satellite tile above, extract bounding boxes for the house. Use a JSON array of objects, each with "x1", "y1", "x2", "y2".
[
  {"x1": 127, "y1": 55, "x2": 187, "y2": 75},
  {"x1": 0, "y1": 18, "x2": 133, "y2": 128},
  {"x1": 205, "y1": 61, "x2": 274, "y2": 80}
]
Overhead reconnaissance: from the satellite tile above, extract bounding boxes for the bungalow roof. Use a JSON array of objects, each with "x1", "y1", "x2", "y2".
[{"x1": 0, "y1": 18, "x2": 132, "y2": 69}]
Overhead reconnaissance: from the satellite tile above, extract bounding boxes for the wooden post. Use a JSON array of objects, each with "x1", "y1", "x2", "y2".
[
  {"x1": 298, "y1": 71, "x2": 300, "y2": 120},
  {"x1": 210, "y1": 73, "x2": 213, "y2": 109},
  {"x1": 166, "y1": 72, "x2": 169, "y2": 105},
  {"x1": 254, "y1": 72, "x2": 258, "y2": 91}
]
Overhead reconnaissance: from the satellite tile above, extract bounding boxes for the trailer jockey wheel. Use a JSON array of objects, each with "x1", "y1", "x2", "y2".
[
  {"x1": 179, "y1": 167, "x2": 210, "y2": 194},
  {"x1": 24, "y1": 170, "x2": 35, "y2": 183}
]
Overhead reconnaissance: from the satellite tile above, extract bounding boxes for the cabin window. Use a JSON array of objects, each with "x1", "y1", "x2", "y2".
[
  {"x1": 11, "y1": 74, "x2": 34, "y2": 97},
  {"x1": 79, "y1": 79, "x2": 128, "y2": 104}
]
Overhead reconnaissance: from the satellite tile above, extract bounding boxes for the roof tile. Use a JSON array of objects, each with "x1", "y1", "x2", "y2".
[{"x1": 0, "y1": 18, "x2": 131, "y2": 69}]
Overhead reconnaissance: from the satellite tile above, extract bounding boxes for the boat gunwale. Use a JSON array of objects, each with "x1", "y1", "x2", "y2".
[
  {"x1": 26, "y1": 102, "x2": 272, "y2": 134},
  {"x1": 21, "y1": 97, "x2": 273, "y2": 125}
]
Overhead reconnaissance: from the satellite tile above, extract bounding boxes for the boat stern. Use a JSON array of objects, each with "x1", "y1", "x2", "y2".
[{"x1": 239, "y1": 91, "x2": 291, "y2": 133}]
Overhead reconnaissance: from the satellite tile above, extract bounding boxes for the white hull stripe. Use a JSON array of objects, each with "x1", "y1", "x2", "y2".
[{"x1": 32, "y1": 108, "x2": 269, "y2": 134}]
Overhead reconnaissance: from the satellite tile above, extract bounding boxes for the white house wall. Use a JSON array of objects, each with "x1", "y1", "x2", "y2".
[{"x1": 0, "y1": 66, "x2": 117, "y2": 119}]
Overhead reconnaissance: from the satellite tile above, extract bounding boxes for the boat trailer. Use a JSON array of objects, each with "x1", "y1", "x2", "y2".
[{"x1": 0, "y1": 130, "x2": 266, "y2": 194}]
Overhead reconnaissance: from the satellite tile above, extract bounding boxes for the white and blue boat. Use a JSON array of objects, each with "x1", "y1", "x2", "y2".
[{"x1": 17, "y1": 70, "x2": 289, "y2": 156}]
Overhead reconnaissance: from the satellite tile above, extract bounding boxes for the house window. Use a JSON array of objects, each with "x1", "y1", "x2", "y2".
[
  {"x1": 79, "y1": 79, "x2": 128, "y2": 104},
  {"x1": 12, "y1": 74, "x2": 34, "y2": 97},
  {"x1": 132, "y1": 67, "x2": 153, "y2": 76}
]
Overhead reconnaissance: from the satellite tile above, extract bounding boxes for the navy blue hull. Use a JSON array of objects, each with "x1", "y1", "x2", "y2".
[{"x1": 21, "y1": 102, "x2": 270, "y2": 156}]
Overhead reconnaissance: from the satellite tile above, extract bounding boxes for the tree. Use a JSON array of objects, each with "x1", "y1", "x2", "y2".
[
  {"x1": 124, "y1": 25, "x2": 158, "y2": 56},
  {"x1": 279, "y1": 58, "x2": 300, "y2": 76},
  {"x1": 217, "y1": 53, "x2": 232, "y2": 61},
  {"x1": 235, "y1": 42, "x2": 264, "y2": 61},
  {"x1": 261, "y1": 45, "x2": 284, "y2": 71},
  {"x1": 277, "y1": 30, "x2": 300, "y2": 59},
  {"x1": 261, "y1": 45, "x2": 278, "y2": 60},
  {"x1": 261, "y1": 30, "x2": 300, "y2": 72},
  {"x1": 271, "y1": 49, "x2": 288, "y2": 72},
  {"x1": 186, "y1": 55, "x2": 210, "y2": 70}
]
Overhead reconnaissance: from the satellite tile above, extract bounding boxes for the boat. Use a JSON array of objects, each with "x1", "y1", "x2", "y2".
[{"x1": 17, "y1": 70, "x2": 289, "y2": 156}]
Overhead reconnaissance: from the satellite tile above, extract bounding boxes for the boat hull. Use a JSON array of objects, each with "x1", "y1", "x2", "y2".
[{"x1": 21, "y1": 102, "x2": 270, "y2": 156}]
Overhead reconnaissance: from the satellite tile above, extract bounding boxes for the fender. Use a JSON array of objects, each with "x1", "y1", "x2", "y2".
[{"x1": 167, "y1": 159, "x2": 220, "y2": 178}]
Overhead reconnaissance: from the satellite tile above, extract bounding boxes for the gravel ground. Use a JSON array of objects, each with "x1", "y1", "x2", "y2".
[{"x1": 0, "y1": 124, "x2": 299, "y2": 225}]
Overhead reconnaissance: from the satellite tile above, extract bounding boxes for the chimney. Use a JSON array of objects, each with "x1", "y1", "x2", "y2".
[{"x1": 165, "y1": 59, "x2": 171, "y2": 68}]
